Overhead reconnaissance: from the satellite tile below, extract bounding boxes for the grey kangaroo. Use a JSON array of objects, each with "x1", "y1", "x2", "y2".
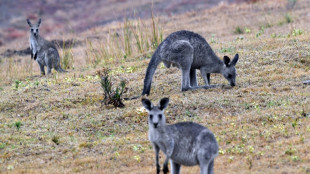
[
  {"x1": 142, "y1": 98, "x2": 219, "y2": 174},
  {"x1": 142, "y1": 30, "x2": 239, "y2": 95},
  {"x1": 27, "y1": 18, "x2": 66, "y2": 75}
]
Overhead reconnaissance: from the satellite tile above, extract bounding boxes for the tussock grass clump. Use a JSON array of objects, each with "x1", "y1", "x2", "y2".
[
  {"x1": 278, "y1": 13, "x2": 293, "y2": 26},
  {"x1": 97, "y1": 68, "x2": 127, "y2": 108},
  {"x1": 284, "y1": 13, "x2": 293, "y2": 23},
  {"x1": 52, "y1": 135, "x2": 60, "y2": 145},
  {"x1": 59, "y1": 39, "x2": 75, "y2": 70},
  {"x1": 234, "y1": 26, "x2": 244, "y2": 34},
  {"x1": 85, "y1": 15, "x2": 163, "y2": 66},
  {"x1": 14, "y1": 121, "x2": 21, "y2": 130}
]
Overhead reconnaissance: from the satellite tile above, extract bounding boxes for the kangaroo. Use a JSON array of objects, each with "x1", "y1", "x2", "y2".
[
  {"x1": 142, "y1": 30, "x2": 239, "y2": 96},
  {"x1": 142, "y1": 97, "x2": 219, "y2": 174},
  {"x1": 27, "y1": 18, "x2": 66, "y2": 75}
]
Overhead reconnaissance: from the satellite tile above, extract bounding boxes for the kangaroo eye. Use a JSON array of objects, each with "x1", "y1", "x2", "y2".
[
  {"x1": 228, "y1": 74, "x2": 232, "y2": 78},
  {"x1": 158, "y1": 114, "x2": 162, "y2": 119},
  {"x1": 31, "y1": 29, "x2": 33, "y2": 32},
  {"x1": 149, "y1": 114, "x2": 153, "y2": 119},
  {"x1": 36, "y1": 29, "x2": 38, "y2": 32}
]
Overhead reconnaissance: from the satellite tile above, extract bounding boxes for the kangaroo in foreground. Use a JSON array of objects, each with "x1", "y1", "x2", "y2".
[
  {"x1": 142, "y1": 97, "x2": 219, "y2": 174},
  {"x1": 142, "y1": 30, "x2": 239, "y2": 96},
  {"x1": 27, "y1": 18, "x2": 66, "y2": 75}
]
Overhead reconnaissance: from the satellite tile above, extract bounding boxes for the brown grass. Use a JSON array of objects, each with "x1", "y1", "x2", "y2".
[{"x1": 0, "y1": 0, "x2": 310, "y2": 173}]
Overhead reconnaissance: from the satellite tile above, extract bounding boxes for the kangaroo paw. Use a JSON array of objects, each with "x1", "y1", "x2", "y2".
[
  {"x1": 163, "y1": 166, "x2": 169, "y2": 174},
  {"x1": 156, "y1": 164, "x2": 161, "y2": 174},
  {"x1": 181, "y1": 87, "x2": 191, "y2": 91}
]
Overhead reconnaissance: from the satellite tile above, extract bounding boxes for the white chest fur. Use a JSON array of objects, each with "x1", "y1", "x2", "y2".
[{"x1": 29, "y1": 36, "x2": 40, "y2": 54}]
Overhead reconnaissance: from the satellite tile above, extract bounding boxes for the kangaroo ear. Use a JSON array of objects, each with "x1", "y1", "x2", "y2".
[
  {"x1": 230, "y1": 54, "x2": 239, "y2": 66},
  {"x1": 142, "y1": 98, "x2": 153, "y2": 111},
  {"x1": 27, "y1": 19, "x2": 32, "y2": 27},
  {"x1": 37, "y1": 18, "x2": 41, "y2": 27},
  {"x1": 223, "y1": 56, "x2": 231, "y2": 66},
  {"x1": 159, "y1": 97, "x2": 169, "y2": 110}
]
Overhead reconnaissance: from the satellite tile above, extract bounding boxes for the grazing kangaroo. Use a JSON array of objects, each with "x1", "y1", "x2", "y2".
[
  {"x1": 142, "y1": 97, "x2": 219, "y2": 174},
  {"x1": 142, "y1": 30, "x2": 239, "y2": 96},
  {"x1": 27, "y1": 18, "x2": 66, "y2": 75}
]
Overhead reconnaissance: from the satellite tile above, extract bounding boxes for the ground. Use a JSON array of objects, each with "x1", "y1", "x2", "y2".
[{"x1": 0, "y1": 0, "x2": 310, "y2": 173}]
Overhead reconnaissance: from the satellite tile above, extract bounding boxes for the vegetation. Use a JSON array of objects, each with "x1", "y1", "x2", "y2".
[
  {"x1": 0, "y1": 0, "x2": 309, "y2": 173},
  {"x1": 234, "y1": 26, "x2": 244, "y2": 34},
  {"x1": 97, "y1": 68, "x2": 127, "y2": 108}
]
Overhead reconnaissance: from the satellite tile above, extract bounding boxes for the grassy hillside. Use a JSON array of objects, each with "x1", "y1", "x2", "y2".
[
  {"x1": 0, "y1": 0, "x2": 310, "y2": 173},
  {"x1": 0, "y1": 0, "x2": 231, "y2": 46}
]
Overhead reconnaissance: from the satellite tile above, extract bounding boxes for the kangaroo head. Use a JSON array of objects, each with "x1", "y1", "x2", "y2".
[
  {"x1": 27, "y1": 18, "x2": 41, "y2": 37},
  {"x1": 222, "y1": 54, "x2": 239, "y2": 86},
  {"x1": 142, "y1": 97, "x2": 169, "y2": 129}
]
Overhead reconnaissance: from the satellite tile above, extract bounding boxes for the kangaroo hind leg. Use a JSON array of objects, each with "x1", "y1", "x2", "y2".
[
  {"x1": 170, "y1": 160, "x2": 181, "y2": 174},
  {"x1": 170, "y1": 40, "x2": 194, "y2": 91},
  {"x1": 208, "y1": 159, "x2": 214, "y2": 174},
  {"x1": 190, "y1": 69, "x2": 198, "y2": 87},
  {"x1": 207, "y1": 73, "x2": 211, "y2": 84}
]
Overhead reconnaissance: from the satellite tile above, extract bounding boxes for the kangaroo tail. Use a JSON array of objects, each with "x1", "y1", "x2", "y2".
[
  {"x1": 124, "y1": 95, "x2": 141, "y2": 100},
  {"x1": 56, "y1": 66, "x2": 67, "y2": 73},
  {"x1": 142, "y1": 48, "x2": 162, "y2": 96},
  {"x1": 53, "y1": 48, "x2": 68, "y2": 73}
]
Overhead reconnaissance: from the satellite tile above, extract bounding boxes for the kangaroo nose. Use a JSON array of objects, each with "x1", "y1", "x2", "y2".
[
  {"x1": 231, "y1": 82, "x2": 235, "y2": 87},
  {"x1": 153, "y1": 123, "x2": 158, "y2": 128}
]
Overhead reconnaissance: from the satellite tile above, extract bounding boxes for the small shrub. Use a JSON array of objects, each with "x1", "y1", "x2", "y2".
[
  {"x1": 15, "y1": 80, "x2": 21, "y2": 90},
  {"x1": 291, "y1": 155, "x2": 300, "y2": 162},
  {"x1": 284, "y1": 13, "x2": 293, "y2": 23},
  {"x1": 291, "y1": 29, "x2": 303, "y2": 36},
  {"x1": 97, "y1": 68, "x2": 127, "y2": 108},
  {"x1": 52, "y1": 135, "x2": 60, "y2": 145},
  {"x1": 0, "y1": 143, "x2": 5, "y2": 149},
  {"x1": 285, "y1": 146, "x2": 296, "y2": 155},
  {"x1": 234, "y1": 26, "x2": 244, "y2": 34},
  {"x1": 256, "y1": 26, "x2": 265, "y2": 38},
  {"x1": 14, "y1": 121, "x2": 21, "y2": 130},
  {"x1": 134, "y1": 155, "x2": 141, "y2": 162},
  {"x1": 245, "y1": 28, "x2": 251, "y2": 33},
  {"x1": 278, "y1": 13, "x2": 293, "y2": 26},
  {"x1": 126, "y1": 66, "x2": 136, "y2": 73},
  {"x1": 264, "y1": 23, "x2": 273, "y2": 28},
  {"x1": 34, "y1": 81, "x2": 39, "y2": 87}
]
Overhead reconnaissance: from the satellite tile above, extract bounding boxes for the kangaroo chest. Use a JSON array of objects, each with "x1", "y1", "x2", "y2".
[
  {"x1": 149, "y1": 130, "x2": 170, "y2": 154},
  {"x1": 30, "y1": 37, "x2": 41, "y2": 54}
]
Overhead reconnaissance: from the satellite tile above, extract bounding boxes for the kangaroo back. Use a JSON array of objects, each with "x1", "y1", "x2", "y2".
[{"x1": 166, "y1": 122, "x2": 218, "y2": 166}]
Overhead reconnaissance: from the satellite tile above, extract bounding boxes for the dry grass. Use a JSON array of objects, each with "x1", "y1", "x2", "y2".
[{"x1": 0, "y1": 0, "x2": 310, "y2": 173}]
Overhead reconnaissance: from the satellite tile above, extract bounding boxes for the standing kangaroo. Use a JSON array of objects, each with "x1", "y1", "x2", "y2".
[
  {"x1": 142, "y1": 30, "x2": 239, "y2": 95},
  {"x1": 27, "y1": 18, "x2": 66, "y2": 75},
  {"x1": 142, "y1": 98, "x2": 219, "y2": 174}
]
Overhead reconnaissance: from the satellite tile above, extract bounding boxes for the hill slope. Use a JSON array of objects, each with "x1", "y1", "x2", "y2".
[{"x1": 0, "y1": 0, "x2": 310, "y2": 173}]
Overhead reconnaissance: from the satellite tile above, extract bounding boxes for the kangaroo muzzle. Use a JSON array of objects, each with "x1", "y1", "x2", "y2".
[{"x1": 153, "y1": 123, "x2": 158, "y2": 128}]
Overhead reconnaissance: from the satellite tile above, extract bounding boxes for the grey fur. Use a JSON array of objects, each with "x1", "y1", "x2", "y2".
[
  {"x1": 142, "y1": 30, "x2": 239, "y2": 95},
  {"x1": 142, "y1": 98, "x2": 219, "y2": 174},
  {"x1": 27, "y1": 18, "x2": 66, "y2": 75}
]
